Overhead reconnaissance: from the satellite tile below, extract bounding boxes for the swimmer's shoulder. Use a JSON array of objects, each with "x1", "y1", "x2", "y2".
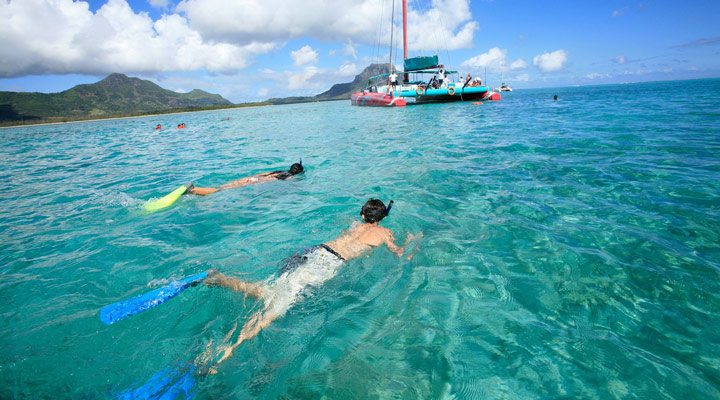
[{"x1": 360, "y1": 225, "x2": 393, "y2": 245}]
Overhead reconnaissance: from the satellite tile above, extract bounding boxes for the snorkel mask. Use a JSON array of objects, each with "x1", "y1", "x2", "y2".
[
  {"x1": 360, "y1": 199, "x2": 393, "y2": 223},
  {"x1": 289, "y1": 159, "x2": 304, "y2": 175}
]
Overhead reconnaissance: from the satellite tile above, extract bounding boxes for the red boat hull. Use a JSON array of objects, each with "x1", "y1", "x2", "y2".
[{"x1": 351, "y1": 92, "x2": 407, "y2": 107}]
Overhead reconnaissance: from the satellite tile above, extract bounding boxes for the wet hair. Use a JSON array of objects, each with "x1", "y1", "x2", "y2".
[
  {"x1": 271, "y1": 162, "x2": 304, "y2": 180},
  {"x1": 360, "y1": 198, "x2": 392, "y2": 223},
  {"x1": 289, "y1": 162, "x2": 304, "y2": 175}
]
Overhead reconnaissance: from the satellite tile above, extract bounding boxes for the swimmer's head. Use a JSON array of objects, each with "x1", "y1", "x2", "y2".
[
  {"x1": 360, "y1": 198, "x2": 393, "y2": 223},
  {"x1": 289, "y1": 162, "x2": 304, "y2": 175}
]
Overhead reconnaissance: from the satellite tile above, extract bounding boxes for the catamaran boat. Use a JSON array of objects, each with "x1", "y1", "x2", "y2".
[{"x1": 352, "y1": 0, "x2": 501, "y2": 106}]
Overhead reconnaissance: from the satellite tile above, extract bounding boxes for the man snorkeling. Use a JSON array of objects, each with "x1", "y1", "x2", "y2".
[
  {"x1": 196, "y1": 199, "x2": 421, "y2": 374},
  {"x1": 187, "y1": 162, "x2": 304, "y2": 196}
]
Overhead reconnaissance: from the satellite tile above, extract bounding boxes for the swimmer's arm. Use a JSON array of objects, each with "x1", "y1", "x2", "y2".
[
  {"x1": 384, "y1": 231, "x2": 409, "y2": 257},
  {"x1": 385, "y1": 231, "x2": 423, "y2": 260}
]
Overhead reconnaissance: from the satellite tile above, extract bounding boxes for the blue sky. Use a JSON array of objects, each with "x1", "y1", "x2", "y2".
[{"x1": 1, "y1": 0, "x2": 718, "y2": 102}]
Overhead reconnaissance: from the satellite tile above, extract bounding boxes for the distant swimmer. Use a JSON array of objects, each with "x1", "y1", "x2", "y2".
[
  {"x1": 187, "y1": 162, "x2": 304, "y2": 196},
  {"x1": 553, "y1": 95, "x2": 558, "y2": 101},
  {"x1": 177, "y1": 123, "x2": 186, "y2": 129},
  {"x1": 155, "y1": 124, "x2": 162, "y2": 130},
  {"x1": 196, "y1": 199, "x2": 421, "y2": 374}
]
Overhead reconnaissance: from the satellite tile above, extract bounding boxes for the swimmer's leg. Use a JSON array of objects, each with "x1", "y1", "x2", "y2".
[
  {"x1": 218, "y1": 179, "x2": 252, "y2": 190},
  {"x1": 204, "y1": 273, "x2": 263, "y2": 299},
  {"x1": 209, "y1": 310, "x2": 281, "y2": 373},
  {"x1": 187, "y1": 186, "x2": 219, "y2": 196}
]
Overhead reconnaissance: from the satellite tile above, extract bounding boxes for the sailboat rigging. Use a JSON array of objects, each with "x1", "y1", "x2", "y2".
[{"x1": 351, "y1": 0, "x2": 501, "y2": 106}]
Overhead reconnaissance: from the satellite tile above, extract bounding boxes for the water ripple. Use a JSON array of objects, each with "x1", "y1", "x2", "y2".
[{"x1": 1, "y1": 80, "x2": 720, "y2": 398}]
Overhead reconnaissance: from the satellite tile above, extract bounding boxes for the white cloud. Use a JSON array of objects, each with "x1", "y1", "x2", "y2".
[
  {"x1": 257, "y1": 87, "x2": 270, "y2": 97},
  {"x1": 288, "y1": 66, "x2": 320, "y2": 90},
  {"x1": 513, "y1": 73, "x2": 529, "y2": 82},
  {"x1": 612, "y1": 55, "x2": 626, "y2": 64},
  {"x1": 1, "y1": 0, "x2": 480, "y2": 78},
  {"x1": 405, "y1": 0, "x2": 477, "y2": 51},
  {"x1": 461, "y1": 47, "x2": 507, "y2": 72},
  {"x1": 0, "y1": 0, "x2": 277, "y2": 77},
  {"x1": 178, "y1": 0, "x2": 476, "y2": 50},
  {"x1": 533, "y1": 50, "x2": 568, "y2": 72},
  {"x1": 338, "y1": 63, "x2": 359, "y2": 77},
  {"x1": 257, "y1": 62, "x2": 361, "y2": 97},
  {"x1": 291, "y1": 45, "x2": 318, "y2": 66},
  {"x1": 510, "y1": 59, "x2": 528, "y2": 70},
  {"x1": 178, "y1": 0, "x2": 375, "y2": 43},
  {"x1": 344, "y1": 40, "x2": 357, "y2": 60}
]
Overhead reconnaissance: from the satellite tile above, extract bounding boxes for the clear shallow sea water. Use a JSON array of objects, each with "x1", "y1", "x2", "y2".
[{"x1": 1, "y1": 79, "x2": 719, "y2": 399}]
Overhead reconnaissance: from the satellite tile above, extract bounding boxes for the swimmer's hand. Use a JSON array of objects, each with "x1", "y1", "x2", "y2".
[
  {"x1": 405, "y1": 232, "x2": 423, "y2": 261},
  {"x1": 405, "y1": 232, "x2": 422, "y2": 242}
]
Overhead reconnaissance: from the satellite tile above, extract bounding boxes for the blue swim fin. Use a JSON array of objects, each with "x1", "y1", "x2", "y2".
[
  {"x1": 119, "y1": 364, "x2": 196, "y2": 400},
  {"x1": 100, "y1": 271, "x2": 209, "y2": 325}
]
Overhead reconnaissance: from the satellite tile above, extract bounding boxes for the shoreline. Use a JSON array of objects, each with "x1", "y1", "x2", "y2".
[{"x1": 0, "y1": 103, "x2": 272, "y2": 129}]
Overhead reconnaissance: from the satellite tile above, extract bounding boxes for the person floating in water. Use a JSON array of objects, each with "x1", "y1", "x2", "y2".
[
  {"x1": 177, "y1": 123, "x2": 186, "y2": 129},
  {"x1": 553, "y1": 95, "x2": 558, "y2": 101},
  {"x1": 196, "y1": 199, "x2": 421, "y2": 374},
  {"x1": 187, "y1": 162, "x2": 304, "y2": 196},
  {"x1": 155, "y1": 124, "x2": 162, "y2": 130}
]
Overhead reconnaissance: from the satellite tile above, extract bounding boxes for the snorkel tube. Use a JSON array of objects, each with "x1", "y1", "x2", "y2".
[{"x1": 385, "y1": 200, "x2": 394, "y2": 216}]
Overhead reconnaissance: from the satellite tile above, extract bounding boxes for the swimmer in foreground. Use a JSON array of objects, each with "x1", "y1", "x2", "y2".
[
  {"x1": 187, "y1": 162, "x2": 304, "y2": 196},
  {"x1": 196, "y1": 199, "x2": 421, "y2": 374}
]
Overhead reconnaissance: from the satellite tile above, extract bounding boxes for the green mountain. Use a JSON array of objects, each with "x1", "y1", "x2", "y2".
[
  {"x1": 0, "y1": 73, "x2": 232, "y2": 123},
  {"x1": 268, "y1": 63, "x2": 393, "y2": 104}
]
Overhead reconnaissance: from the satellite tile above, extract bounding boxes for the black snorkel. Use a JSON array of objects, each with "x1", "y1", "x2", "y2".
[{"x1": 385, "y1": 200, "x2": 394, "y2": 216}]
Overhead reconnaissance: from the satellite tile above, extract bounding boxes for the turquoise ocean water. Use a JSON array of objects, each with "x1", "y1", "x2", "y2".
[{"x1": 1, "y1": 79, "x2": 719, "y2": 399}]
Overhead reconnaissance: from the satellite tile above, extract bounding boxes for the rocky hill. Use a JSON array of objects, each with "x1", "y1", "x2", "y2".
[
  {"x1": 268, "y1": 63, "x2": 394, "y2": 104},
  {"x1": 0, "y1": 73, "x2": 232, "y2": 122}
]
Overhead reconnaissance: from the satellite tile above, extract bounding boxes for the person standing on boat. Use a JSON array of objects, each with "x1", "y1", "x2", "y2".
[
  {"x1": 431, "y1": 69, "x2": 443, "y2": 89},
  {"x1": 438, "y1": 68, "x2": 446, "y2": 88},
  {"x1": 197, "y1": 199, "x2": 421, "y2": 374},
  {"x1": 387, "y1": 72, "x2": 398, "y2": 95}
]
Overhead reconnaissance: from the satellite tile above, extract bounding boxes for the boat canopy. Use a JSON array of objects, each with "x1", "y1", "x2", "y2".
[
  {"x1": 405, "y1": 69, "x2": 458, "y2": 75},
  {"x1": 404, "y1": 55, "x2": 439, "y2": 72}
]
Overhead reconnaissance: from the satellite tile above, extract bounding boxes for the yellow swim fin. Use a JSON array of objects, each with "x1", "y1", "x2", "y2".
[{"x1": 142, "y1": 183, "x2": 191, "y2": 212}]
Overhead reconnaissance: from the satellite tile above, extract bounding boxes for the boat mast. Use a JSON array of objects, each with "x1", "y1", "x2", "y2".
[
  {"x1": 401, "y1": 0, "x2": 408, "y2": 82},
  {"x1": 389, "y1": 0, "x2": 395, "y2": 73},
  {"x1": 402, "y1": 0, "x2": 408, "y2": 60}
]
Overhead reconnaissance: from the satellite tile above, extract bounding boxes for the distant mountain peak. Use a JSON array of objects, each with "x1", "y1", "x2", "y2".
[
  {"x1": 0, "y1": 73, "x2": 232, "y2": 122},
  {"x1": 100, "y1": 73, "x2": 133, "y2": 83}
]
